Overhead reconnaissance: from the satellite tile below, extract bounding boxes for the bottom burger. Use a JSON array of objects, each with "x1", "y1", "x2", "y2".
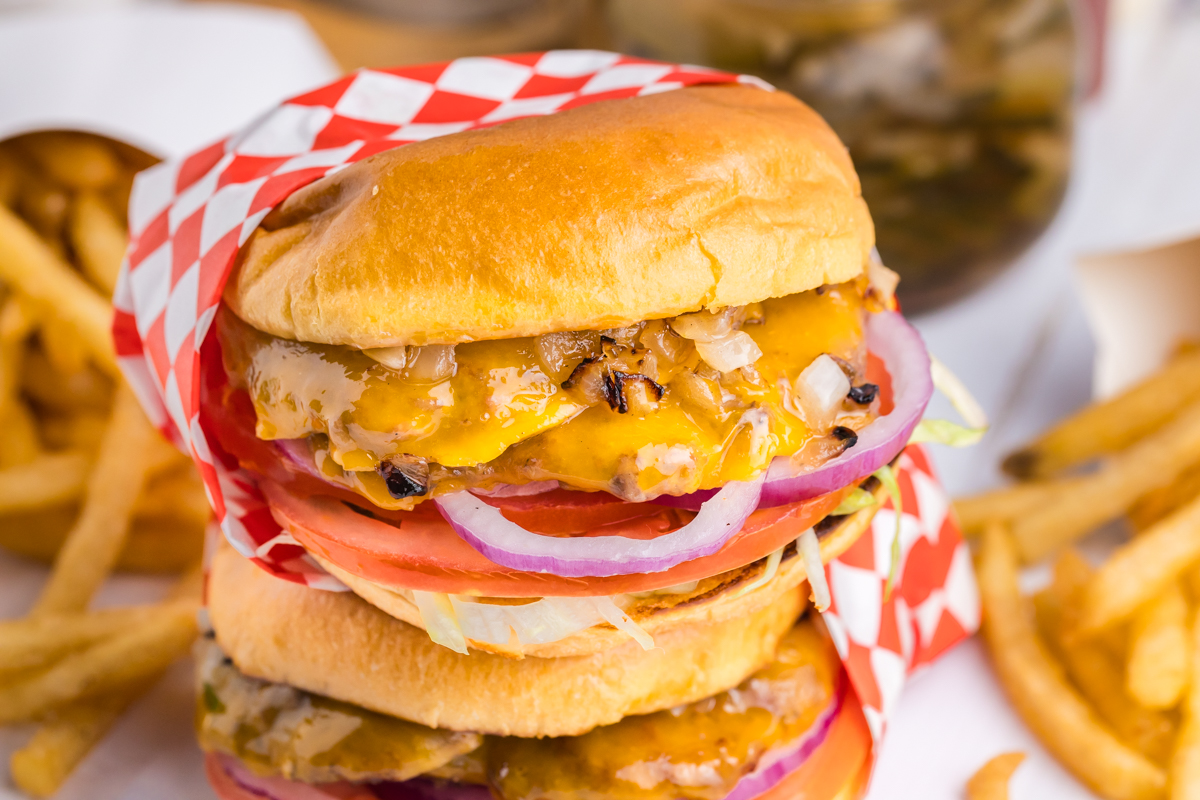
[{"x1": 196, "y1": 500, "x2": 880, "y2": 800}]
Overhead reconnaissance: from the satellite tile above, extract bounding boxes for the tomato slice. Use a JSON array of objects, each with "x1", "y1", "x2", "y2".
[{"x1": 262, "y1": 478, "x2": 848, "y2": 597}]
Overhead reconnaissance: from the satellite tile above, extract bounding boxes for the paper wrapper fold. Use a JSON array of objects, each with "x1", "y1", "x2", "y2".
[{"x1": 111, "y1": 52, "x2": 978, "y2": 758}]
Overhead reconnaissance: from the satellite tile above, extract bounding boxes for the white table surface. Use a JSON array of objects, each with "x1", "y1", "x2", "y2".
[{"x1": 3, "y1": 3, "x2": 1200, "y2": 798}]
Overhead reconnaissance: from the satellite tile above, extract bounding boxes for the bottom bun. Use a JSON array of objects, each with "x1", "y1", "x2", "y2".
[{"x1": 210, "y1": 545, "x2": 804, "y2": 737}]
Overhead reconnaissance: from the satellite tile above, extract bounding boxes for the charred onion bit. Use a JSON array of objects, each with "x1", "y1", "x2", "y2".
[
  {"x1": 831, "y1": 426, "x2": 859, "y2": 449},
  {"x1": 848, "y1": 383, "x2": 879, "y2": 405},
  {"x1": 561, "y1": 356, "x2": 600, "y2": 390},
  {"x1": 604, "y1": 371, "x2": 665, "y2": 414},
  {"x1": 377, "y1": 459, "x2": 429, "y2": 499}
]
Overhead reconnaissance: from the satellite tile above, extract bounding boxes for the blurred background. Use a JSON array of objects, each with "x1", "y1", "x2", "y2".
[
  {"x1": 0, "y1": 0, "x2": 1104, "y2": 312},
  {"x1": 2, "y1": 1, "x2": 1200, "y2": 799}
]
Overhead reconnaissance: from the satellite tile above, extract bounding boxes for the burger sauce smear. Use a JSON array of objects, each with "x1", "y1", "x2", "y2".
[{"x1": 217, "y1": 281, "x2": 876, "y2": 510}]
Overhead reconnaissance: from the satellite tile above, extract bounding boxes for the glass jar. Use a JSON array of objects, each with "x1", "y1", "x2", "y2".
[{"x1": 609, "y1": 0, "x2": 1076, "y2": 311}]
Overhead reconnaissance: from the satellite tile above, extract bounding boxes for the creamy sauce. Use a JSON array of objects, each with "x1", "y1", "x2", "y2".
[
  {"x1": 195, "y1": 639, "x2": 481, "y2": 783},
  {"x1": 218, "y1": 282, "x2": 872, "y2": 508}
]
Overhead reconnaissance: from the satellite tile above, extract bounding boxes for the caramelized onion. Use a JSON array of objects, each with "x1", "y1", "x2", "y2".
[
  {"x1": 638, "y1": 320, "x2": 692, "y2": 366},
  {"x1": 794, "y1": 354, "x2": 850, "y2": 431},
  {"x1": 535, "y1": 331, "x2": 601, "y2": 383},
  {"x1": 362, "y1": 346, "x2": 410, "y2": 371},
  {"x1": 695, "y1": 331, "x2": 763, "y2": 373},
  {"x1": 405, "y1": 345, "x2": 456, "y2": 383},
  {"x1": 670, "y1": 308, "x2": 734, "y2": 342}
]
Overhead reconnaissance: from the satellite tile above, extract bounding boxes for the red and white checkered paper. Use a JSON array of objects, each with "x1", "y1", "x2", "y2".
[{"x1": 112, "y1": 51, "x2": 978, "y2": 746}]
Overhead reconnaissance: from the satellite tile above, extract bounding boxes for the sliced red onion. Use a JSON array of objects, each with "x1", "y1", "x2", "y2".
[
  {"x1": 372, "y1": 778, "x2": 494, "y2": 800},
  {"x1": 722, "y1": 687, "x2": 844, "y2": 800},
  {"x1": 654, "y1": 311, "x2": 931, "y2": 511},
  {"x1": 434, "y1": 475, "x2": 765, "y2": 577},
  {"x1": 211, "y1": 753, "x2": 370, "y2": 800}
]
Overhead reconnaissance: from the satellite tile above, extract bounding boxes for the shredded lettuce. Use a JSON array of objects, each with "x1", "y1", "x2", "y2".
[
  {"x1": 874, "y1": 464, "x2": 904, "y2": 600},
  {"x1": 734, "y1": 546, "x2": 785, "y2": 599},
  {"x1": 909, "y1": 418, "x2": 986, "y2": 447},
  {"x1": 832, "y1": 487, "x2": 879, "y2": 515},
  {"x1": 798, "y1": 528, "x2": 830, "y2": 611},
  {"x1": 412, "y1": 591, "x2": 469, "y2": 655},
  {"x1": 911, "y1": 355, "x2": 989, "y2": 448}
]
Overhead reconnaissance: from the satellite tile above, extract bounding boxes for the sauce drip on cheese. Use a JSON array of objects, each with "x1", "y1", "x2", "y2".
[{"x1": 218, "y1": 282, "x2": 871, "y2": 508}]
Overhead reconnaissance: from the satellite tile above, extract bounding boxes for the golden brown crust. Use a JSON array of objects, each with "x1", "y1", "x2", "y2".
[
  {"x1": 209, "y1": 545, "x2": 804, "y2": 738},
  {"x1": 321, "y1": 486, "x2": 882, "y2": 658},
  {"x1": 226, "y1": 85, "x2": 874, "y2": 348}
]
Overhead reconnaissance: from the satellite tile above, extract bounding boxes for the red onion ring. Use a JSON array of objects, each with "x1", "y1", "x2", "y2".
[
  {"x1": 654, "y1": 310, "x2": 931, "y2": 511},
  {"x1": 433, "y1": 475, "x2": 765, "y2": 577},
  {"x1": 723, "y1": 685, "x2": 844, "y2": 800}
]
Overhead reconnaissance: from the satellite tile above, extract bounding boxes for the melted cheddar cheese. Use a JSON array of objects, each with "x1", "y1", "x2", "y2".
[{"x1": 217, "y1": 282, "x2": 871, "y2": 508}]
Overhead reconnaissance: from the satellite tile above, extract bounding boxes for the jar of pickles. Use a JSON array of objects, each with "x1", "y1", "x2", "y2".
[{"x1": 609, "y1": 0, "x2": 1077, "y2": 311}]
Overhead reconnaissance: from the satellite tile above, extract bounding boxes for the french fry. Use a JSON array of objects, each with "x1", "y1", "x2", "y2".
[
  {"x1": 0, "y1": 451, "x2": 92, "y2": 514},
  {"x1": 9, "y1": 689, "x2": 137, "y2": 798},
  {"x1": 0, "y1": 203, "x2": 117, "y2": 376},
  {"x1": 17, "y1": 132, "x2": 121, "y2": 192},
  {"x1": 1170, "y1": 612, "x2": 1200, "y2": 800},
  {"x1": 0, "y1": 297, "x2": 40, "y2": 468},
  {"x1": 1004, "y1": 347, "x2": 1200, "y2": 480},
  {"x1": 36, "y1": 411, "x2": 109, "y2": 451},
  {"x1": 0, "y1": 602, "x2": 196, "y2": 723},
  {"x1": 34, "y1": 387, "x2": 162, "y2": 615},
  {"x1": 1132, "y1": 462, "x2": 1200, "y2": 532},
  {"x1": 1127, "y1": 582, "x2": 1191, "y2": 710},
  {"x1": 38, "y1": 314, "x2": 91, "y2": 376},
  {"x1": 0, "y1": 605, "x2": 170, "y2": 673},
  {"x1": 977, "y1": 522, "x2": 1167, "y2": 800},
  {"x1": 1035, "y1": 550, "x2": 1174, "y2": 764},
  {"x1": 1012, "y1": 402, "x2": 1200, "y2": 562},
  {"x1": 21, "y1": 348, "x2": 113, "y2": 411},
  {"x1": 954, "y1": 479, "x2": 1069, "y2": 535},
  {"x1": 17, "y1": 171, "x2": 70, "y2": 245},
  {"x1": 0, "y1": 143, "x2": 22, "y2": 208},
  {"x1": 68, "y1": 192, "x2": 127, "y2": 295},
  {"x1": 1077, "y1": 495, "x2": 1200, "y2": 635},
  {"x1": 0, "y1": 397, "x2": 40, "y2": 469},
  {"x1": 967, "y1": 752, "x2": 1025, "y2": 800}
]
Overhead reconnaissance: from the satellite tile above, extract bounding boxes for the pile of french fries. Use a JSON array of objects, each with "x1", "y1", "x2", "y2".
[
  {"x1": 0, "y1": 131, "x2": 210, "y2": 797},
  {"x1": 959, "y1": 346, "x2": 1200, "y2": 800}
]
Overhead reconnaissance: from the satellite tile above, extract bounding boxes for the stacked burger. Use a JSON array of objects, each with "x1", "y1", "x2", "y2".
[{"x1": 191, "y1": 82, "x2": 935, "y2": 800}]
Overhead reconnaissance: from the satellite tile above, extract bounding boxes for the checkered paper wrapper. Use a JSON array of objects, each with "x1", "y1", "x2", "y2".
[{"x1": 112, "y1": 51, "x2": 979, "y2": 748}]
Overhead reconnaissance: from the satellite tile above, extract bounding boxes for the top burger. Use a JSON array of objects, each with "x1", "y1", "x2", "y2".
[{"x1": 205, "y1": 83, "x2": 922, "y2": 640}]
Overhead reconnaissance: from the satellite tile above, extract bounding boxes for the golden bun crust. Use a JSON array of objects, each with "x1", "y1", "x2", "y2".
[
  {"x1": 227, "y1": 85, "x2": 874, "y2": 348},
  {"x1": 209, "y1": 545, "x2": 803, "y2": 737},
  {"x1": 322, "y1": 484, "x2": 882, "y2": 658}
]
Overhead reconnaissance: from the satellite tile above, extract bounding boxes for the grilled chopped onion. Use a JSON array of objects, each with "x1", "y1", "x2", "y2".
[
  {"x1": 535, "y1": 330, "x2": 601, "y2": 383},
  {"x1": 868, "y1": 250, "x2": 900, "y2": 306},
  {"x1": 639, "y1": 320, "x2": 692, "y2": 366},
  {"x1": 670, "y1": 308, "x2": 734, "y2": 342},
  {"x1": 695, "y1": 331, "x2": 763, "y2": 373},
  {"x1": 362, "y1": 345, "x2": 410, "y2": 371},
  {"x1": 405, "y1": 345, "x2": 456, "y2": 383},
  {"x1": 673, "y1": 370, "x2": 724, "y2": 414},
  {"x1": 794, "y1": 354, "x2": 851, "y2": 431}
]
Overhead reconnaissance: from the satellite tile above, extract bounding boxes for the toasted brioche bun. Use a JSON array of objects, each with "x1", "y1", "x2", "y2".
[
  {"x1": 227, "y1": 85, "x2": 874, "y2": 348},
  {"x1": 321, "y1": 482, "x2": 883, "y2": 658},
  {"x1": 209, "y1": 544, "x2": 803, "y2": 738}
]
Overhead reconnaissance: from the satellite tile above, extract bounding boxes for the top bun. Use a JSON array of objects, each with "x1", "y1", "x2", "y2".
[{"x1": 227, "y1": 85, "x2": 874, "y2": 348}]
